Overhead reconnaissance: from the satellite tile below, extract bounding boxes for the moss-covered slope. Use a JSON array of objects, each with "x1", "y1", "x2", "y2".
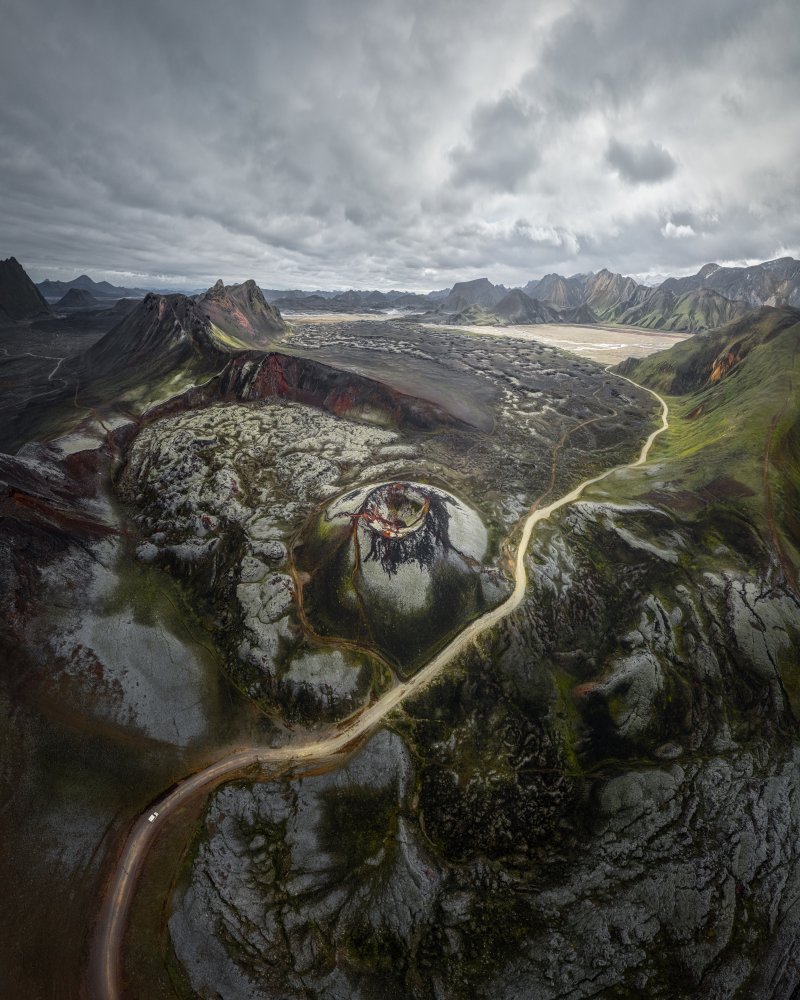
[{"x1": 617, "y1": 305, "x2": 800, "y2": 576}]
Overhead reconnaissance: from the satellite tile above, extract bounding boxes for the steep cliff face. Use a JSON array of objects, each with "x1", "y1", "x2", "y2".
[
  {"x1": 524, "y1": 272, "x2": 587, "y2": 310},
  {"x1": 617, "y1": 306, "x2": 800, "y2": 393},
  {"x1": 584, "y1": 268, "x2": 648, "y2": 319}
]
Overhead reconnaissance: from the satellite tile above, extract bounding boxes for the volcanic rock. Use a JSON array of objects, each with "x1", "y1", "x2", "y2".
[{"x1": 0, "y1": 257, "x2": 51, "y2": 322}]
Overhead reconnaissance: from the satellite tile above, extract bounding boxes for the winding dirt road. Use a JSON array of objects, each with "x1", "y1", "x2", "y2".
[{"x1": 89, "y1": 371, "x2": 669, "y2": 1000}]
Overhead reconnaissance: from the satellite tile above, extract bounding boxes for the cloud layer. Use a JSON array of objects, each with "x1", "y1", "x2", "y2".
[{"x1": 1, "y1": 0, "x2": 798, "y2": 289}]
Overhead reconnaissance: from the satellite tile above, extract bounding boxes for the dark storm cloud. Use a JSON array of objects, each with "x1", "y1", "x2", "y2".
[
  {"x1": 0, "y1": 0, "x2": 798, "y2": 290},
  {"x1": 605, "y1": 139, "x2": 677, "y2": 185},
  {"x1": 450, "y1": 92, "x2": 542, "y2": 192}
]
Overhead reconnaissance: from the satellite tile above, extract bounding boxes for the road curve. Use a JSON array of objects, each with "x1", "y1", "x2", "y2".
[{"x1": 89, "y1": 371, "x2": 669, "y2": 1000}]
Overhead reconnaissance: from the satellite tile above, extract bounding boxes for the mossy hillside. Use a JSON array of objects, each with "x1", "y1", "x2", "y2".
[
  {"x1": 618, "y1": 306, "x2": 799, "y2": 395},
  {"x1": 616, "y1": 307, "x2": 800, "y2": 565},
  {"x1": 101, "y1": 545, "x2": 218, "y2": 642},
  {"x1": 396, "y1": 639, "x2": 577, "y2": 867},
  {"x1": 6, "y1": 355, "x2": 218, "y2": 454},
  {"x1": 208, "y1": 321, "x2": 251, "y2": 350},
  {"x1": 318, "y1": 781, "x2": 399, "y2": 872},
  {"x1": 88, "y1": 357, "x2": 217, "y2": 412}
]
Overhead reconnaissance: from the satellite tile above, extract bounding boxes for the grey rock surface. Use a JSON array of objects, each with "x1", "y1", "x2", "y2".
[
  {"x1": 171, "y1": 496, "x2": 800, "y2": 998},
  {"x1": 171, "y1": 729, "x2": 440, "y2": 999}
]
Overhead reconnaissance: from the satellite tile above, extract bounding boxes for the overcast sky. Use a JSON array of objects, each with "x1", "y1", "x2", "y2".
[{"x1": 2, "y1": 0, "x2": 799, "y2": 290}]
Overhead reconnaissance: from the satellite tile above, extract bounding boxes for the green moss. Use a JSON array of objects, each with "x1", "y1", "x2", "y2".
[
  {"x1": 209, "y1": 322, "x2": 250, "y2": 350},
  {"x1": 616, "y1": 311, "x2": 800, "y2": 562},
  {"x1": 317, "y1": 781, "x2": 399, "y2": 874},
  {"x1": 461, "y1": 890, "x2": 536, "y2": 975},
  {"x1": 548, "y1": 669, "x2": 583, "y2": 772},
  {"x1": 101, "y1": 548, "x2": 219, "y2": 657}
]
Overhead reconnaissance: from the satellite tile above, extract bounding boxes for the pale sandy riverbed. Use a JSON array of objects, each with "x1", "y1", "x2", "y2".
[
  {"x1": 284, "y1": 311, "x2": 383, "y2": 323},
  {"x1": 431, "y1": 322, "x2": 690, "y2": 364}
]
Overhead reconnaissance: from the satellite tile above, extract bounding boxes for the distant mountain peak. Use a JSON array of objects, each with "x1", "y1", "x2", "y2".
[
  {"x1": 198, "y1": 278, "x2": 285, "y2": 345},
  {"x1": 0, "y1": 256, "x2": 51, "y2": 322},
  {"x1": 56, "y1": 287, "x2": 98, "y2": 308},
  {"x1": 444, "y1": 277, "x2": 507, "y2": 311}
]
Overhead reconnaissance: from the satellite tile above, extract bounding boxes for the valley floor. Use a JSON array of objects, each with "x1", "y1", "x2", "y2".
[{"x1": 428, "y1": 321, "x2": 690, "y2": 364}]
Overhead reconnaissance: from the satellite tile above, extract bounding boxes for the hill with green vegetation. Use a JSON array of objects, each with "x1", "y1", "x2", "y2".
[
  {"x1": 617, "y1": 305, "x2": 800, "y2": 582},
  {"x1": 616, "y1": 286, "x2": 749, "y2": 332}
]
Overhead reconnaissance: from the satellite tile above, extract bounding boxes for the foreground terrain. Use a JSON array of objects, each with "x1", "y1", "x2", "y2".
[{"x1": 1, "y1": 290, "x2": 799, "y2": 998}]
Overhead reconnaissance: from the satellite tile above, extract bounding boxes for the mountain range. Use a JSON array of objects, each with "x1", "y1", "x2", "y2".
[
  {"x1": 0, "y1": 274, "x2": 289, "y2": 450},
  {"x1": 2, "y1": 255, "x2": 798, "y2": 336},
  {"x1": 442, "y1": 260, "x2": 800, "y2": 332},
  {"x1": 37, "y1": 273, "x2": 154, "y2": 301},
  {"x1": 266, "y1": 257, "x2": 800, "y2": 333}
]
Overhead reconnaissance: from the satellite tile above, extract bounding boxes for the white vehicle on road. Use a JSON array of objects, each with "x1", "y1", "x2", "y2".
[{"x1": 147, "y1": 812, "x2": 159, "y2": 823}]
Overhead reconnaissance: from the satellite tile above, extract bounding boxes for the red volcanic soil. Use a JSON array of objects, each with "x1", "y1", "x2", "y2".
[{"x1": 144, "y1": 351, "x2": 475, "y2": 433}]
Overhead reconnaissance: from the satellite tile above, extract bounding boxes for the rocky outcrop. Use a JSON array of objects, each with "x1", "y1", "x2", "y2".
[
  {"x1": 524, "y1": 273, "x2": 587, "y2": 310},
  {"x1": 198, "y1": 278, "x2": 286, "y2": 346}
]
